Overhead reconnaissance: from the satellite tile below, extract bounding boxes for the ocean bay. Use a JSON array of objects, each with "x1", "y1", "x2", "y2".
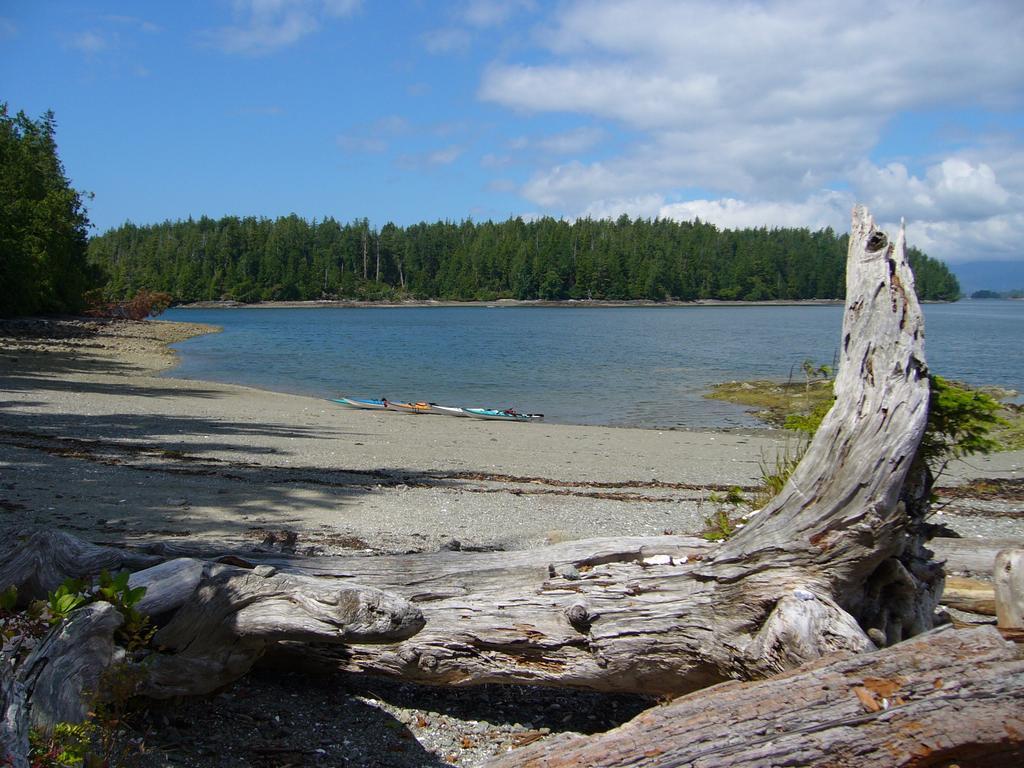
[{"x1": 162, "y1": 300, "x2": 1023, "y2": 429}]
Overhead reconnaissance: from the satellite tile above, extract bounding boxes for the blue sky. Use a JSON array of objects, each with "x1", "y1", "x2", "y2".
[{"x1": 2, "y1": 0, "x2": 1022, "y2": 267}]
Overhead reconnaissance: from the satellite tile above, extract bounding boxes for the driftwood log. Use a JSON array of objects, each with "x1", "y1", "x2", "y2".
[
  {"x1": 5, "y1": 206, "x2": 1019, "y2": 764},
  {"x1": 257, "y1": 205, "x2": 939, "y2": 693},
  {"x1": 486, "y1": 626, "x2": 1024, "y2": 768}
]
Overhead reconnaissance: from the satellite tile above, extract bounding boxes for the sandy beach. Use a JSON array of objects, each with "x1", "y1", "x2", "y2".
[
  {"x1": 1, "y1": 317, "x2": 1022, "y2": 556},
  {"x1": 2, "y1": 317, "x2": 1023, "y2": 767}
]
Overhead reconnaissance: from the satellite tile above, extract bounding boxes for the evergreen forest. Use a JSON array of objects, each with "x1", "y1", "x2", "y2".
[
  {"x1": 87, "y1": 213, "x2": 961, "y2": 305},
  {"x1": 0, "y1": 105, "x2": 94, "y2": 317},
  {"x1": 2, "y1": 104, "x2": 962, "y2": 317}
]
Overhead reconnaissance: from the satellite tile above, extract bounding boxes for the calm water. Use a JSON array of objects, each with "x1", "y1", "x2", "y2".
[{"x1": 161, "y1": 301, "x2": 1023, "y2": 429}]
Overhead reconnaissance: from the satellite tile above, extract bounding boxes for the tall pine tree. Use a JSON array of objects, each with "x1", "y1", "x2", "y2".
[{"x1": 0, "y1": 105, "x2": 94, "y2": 317}]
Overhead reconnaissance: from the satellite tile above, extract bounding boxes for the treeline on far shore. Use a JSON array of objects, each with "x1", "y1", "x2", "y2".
[{"x1": 87, "y1": 213, "x2": 961, "y2": 304}]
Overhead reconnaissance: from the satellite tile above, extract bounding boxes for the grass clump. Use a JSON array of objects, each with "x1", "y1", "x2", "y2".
[
  {"x1": 706, "y1": 378, "x2": 834, "y2": 428},
  {"x1": 701, "y1": 486, "x2": 749, "y2": 541}
]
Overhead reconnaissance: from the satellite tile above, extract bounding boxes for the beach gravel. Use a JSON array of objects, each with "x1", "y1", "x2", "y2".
[{"x1": 1, "y1": 317, "x2": 1021, "y2": 766}]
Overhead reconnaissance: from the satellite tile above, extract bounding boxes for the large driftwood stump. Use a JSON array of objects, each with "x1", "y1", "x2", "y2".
[
  {"x1": 259, "y1": 206, "x2": 938, "y2": 693},
  {"x1": 486, "y1": 626, "x2": 1024, "y2": 768},
  {"x1": 7, "y1": 206, "x2": 995, "y2": 763}
]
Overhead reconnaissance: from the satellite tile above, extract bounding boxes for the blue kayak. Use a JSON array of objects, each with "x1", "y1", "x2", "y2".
[
  {"x1": 331, "y1": 397, "x2": 390, "y2": 410},
  {"x1": 461, "y1": 408, "x2": 543, "y2": 422}
]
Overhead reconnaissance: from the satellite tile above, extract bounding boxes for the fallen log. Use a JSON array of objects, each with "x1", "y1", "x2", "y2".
[
  {"x1": 1, "y1": 206, "x2": 941, "y2": 703},
  {"x1": 942, "y1": 576, "x2": 996, "y2": 615},
  {"x1": 931, "y1": 536, "x2": 1024, "y2": 577},
  {"x1": 268, "y1": 206, "x2": 939, "y2": 692},
  {"x1": 486, "y1": 625, "x2": 1024, "y2": 768}
]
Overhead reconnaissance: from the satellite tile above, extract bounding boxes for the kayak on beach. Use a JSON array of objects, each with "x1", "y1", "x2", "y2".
[
  {"x1": 330, "y1": 397, "x2": 542, "y2": 421},
  {"x1": 388, "y1": 400, "x2": 433, "y2": 414},
  {"x1": 330, "y1": 396, "x2": 391, "y2": 410},
  {"x1": 460, "y1": 407, "x2": 544, "y2": 422},
  {"x1": 430, "y1": 404, "x2": 469, "y2": 417}
]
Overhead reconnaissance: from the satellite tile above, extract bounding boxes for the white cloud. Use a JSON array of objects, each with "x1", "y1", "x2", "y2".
[
  {"x1": 536, "y1": 127, "x2": 605, "y2": 155},
  {"x1": 206, "y1": 0, "x2": 361, "y2": 55},
  {"x1": 103, "y1": 15, "x2": 161, "y2": 33},
  {"x1": 0, "y1": 18, "x2": 17, "y2": 40},
  {"x1": 423, "y1": 27, "x2": 472, "y2": 54},
  {"x1": 69, "y1": 30, "x2": 109, "y2": 54},
  {"x1": 659, "y1": 193, "x2": 852, "y2": 232},
  {"x1": 477, "y1": 0, "x2": 1024, "y2": 263},
  {"x1": 462, "y1": 0, "x2": 534, "y2": 28},
  {"x1": 583, "y1": 194, "x2": 665, "y2": 221},
  {"x1": 426, "y1": 145, "x2": 464, "y2": 165}
]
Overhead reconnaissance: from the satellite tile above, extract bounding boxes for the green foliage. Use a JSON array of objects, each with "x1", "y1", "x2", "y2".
[
  {"x1": 0, "y1": 585, "x2": 16, "y2": 613},
  {"x1": 87, "y1": 214, "x2": 961, "y2": 305},
  {"x1": 29, "y1": 722, "x2": 98, "y2": 768},
  {"x1": 42, "y1": 571, "x2": 151, "y2": 647},
  {"x1": 96, "y1": 569, "x2": 151, "y2": 649},
  {"x1": 753, "y1": 440, "x2": 807, "y2": 508},
  {"x1": 783, "y1": 397, "x2": 833, "y2": 436},
  {"x1": 0, "y1": 104, "x2": 95, "y2": 317},
  {"x1": 920, "y1": 375, "x2": 1004, "y2": 468},
  {"x1": 46, "y1": 579, "x2": 89, "y2": 624},
  {"x1": 701, "y1": 486, "x2": 749, "y2": 540}
]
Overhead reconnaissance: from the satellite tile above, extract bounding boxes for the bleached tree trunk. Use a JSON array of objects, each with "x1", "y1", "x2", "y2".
[
  {"x1": 486, "y1": 626, "x2": 1024, "y2": 768},
  {"x1": 273, "y1": 206, "x2": 939, "y2": 693},
  {"x1": 0, "y1": 208, "x2": 952, "y2": 728}
]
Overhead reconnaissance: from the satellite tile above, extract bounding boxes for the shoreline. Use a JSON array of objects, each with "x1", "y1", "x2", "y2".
[
  {"x1": 178, "y1": 297, "x2": 848, "y2": 310},
  {"x1": 1, "y1": 317, "x2": 1021, "y2": 556},
  {"x1": 2, "y1": 315, "x2": 1023, "y2": 768}
]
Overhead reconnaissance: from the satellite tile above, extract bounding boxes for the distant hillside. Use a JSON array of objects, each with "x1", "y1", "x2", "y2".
[{"x1": 951, "y1": 260, "x2": 1024, "y2": 295}]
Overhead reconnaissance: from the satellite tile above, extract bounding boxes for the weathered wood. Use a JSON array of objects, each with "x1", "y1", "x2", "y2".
[
  {"x1": 996, "y1": 548, "x2": 1024, "y2": 629},
  {"x1": 0, "y1": 534, "x2": 426, "y2": 701},
  {"x1": 140, "y1": 562, "x2": 425, "y2": 697},
  {"x1": 932, "y1": 536, "x2": 1024, "y2": 577},
  {"x1": 16, "y1": 603, "x2": 123, "y2": 730},
  {"x1": 128, "y1": 557, "x2": 204, "y2": 616},
  {"x1": 264, "y1": 206, "x2": 937, "y2": 693},
  {"x1": 0, "y1": 207, "x2": 954, "y2": 708},
  {"x1": 1, "y1": 640, "x2": 29, "y2": 768},
  {"x1": 487, "y1": 626, "x2": 1024, "y2": 768},
  {"x1": 0, "y1": 530, "x2": 159, "y2": 605},
  {"x1": 943, "y1": 576, "x2": 997, "y2": 615}
]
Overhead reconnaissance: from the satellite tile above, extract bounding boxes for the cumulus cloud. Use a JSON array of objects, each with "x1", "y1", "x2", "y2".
[
  {"x1": 477, "y1": 0, "x2": 1024, "y2": 262},
  {"x1": 206, "y1": 0, "x2": 361, "y2": 55},
  {"x1": 659, "y1": 193, "x2": 852, "y2": 232}
]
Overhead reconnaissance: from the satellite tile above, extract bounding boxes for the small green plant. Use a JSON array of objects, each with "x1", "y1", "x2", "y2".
[
  {"x1": 707, "y1": 486, "x2": 746, "y2": 506},
  {"x1": 46, "y1": 579, "x2": 90, "y2": 625},
  {"x1": 700, "y1": 507, "x2": 741, "y2": 544},
  {"x1": 95, "y1": 570, "x2": 151, "y2": 649},
  {"x1": 29, "y1": 722, "x2": 99, "y2": 768},
  {"x1": 783, "y1": 397, "x2": 833, "y2": 437},
  {"x1": 753, "y1": 439, "x2": 807, "y2": 508},
  {"x1": 701, "y1": 486, "x2": 750, "y2": 540},
  {"x1": 920, "y1": 375, "x2": 1005, "y2": 472},
  {"x1": 801, "y1": 358, "x2": 832, "y2": 391},
  {"x1": 0, "y1": 585, "x2": 17, "y2": 613}
]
